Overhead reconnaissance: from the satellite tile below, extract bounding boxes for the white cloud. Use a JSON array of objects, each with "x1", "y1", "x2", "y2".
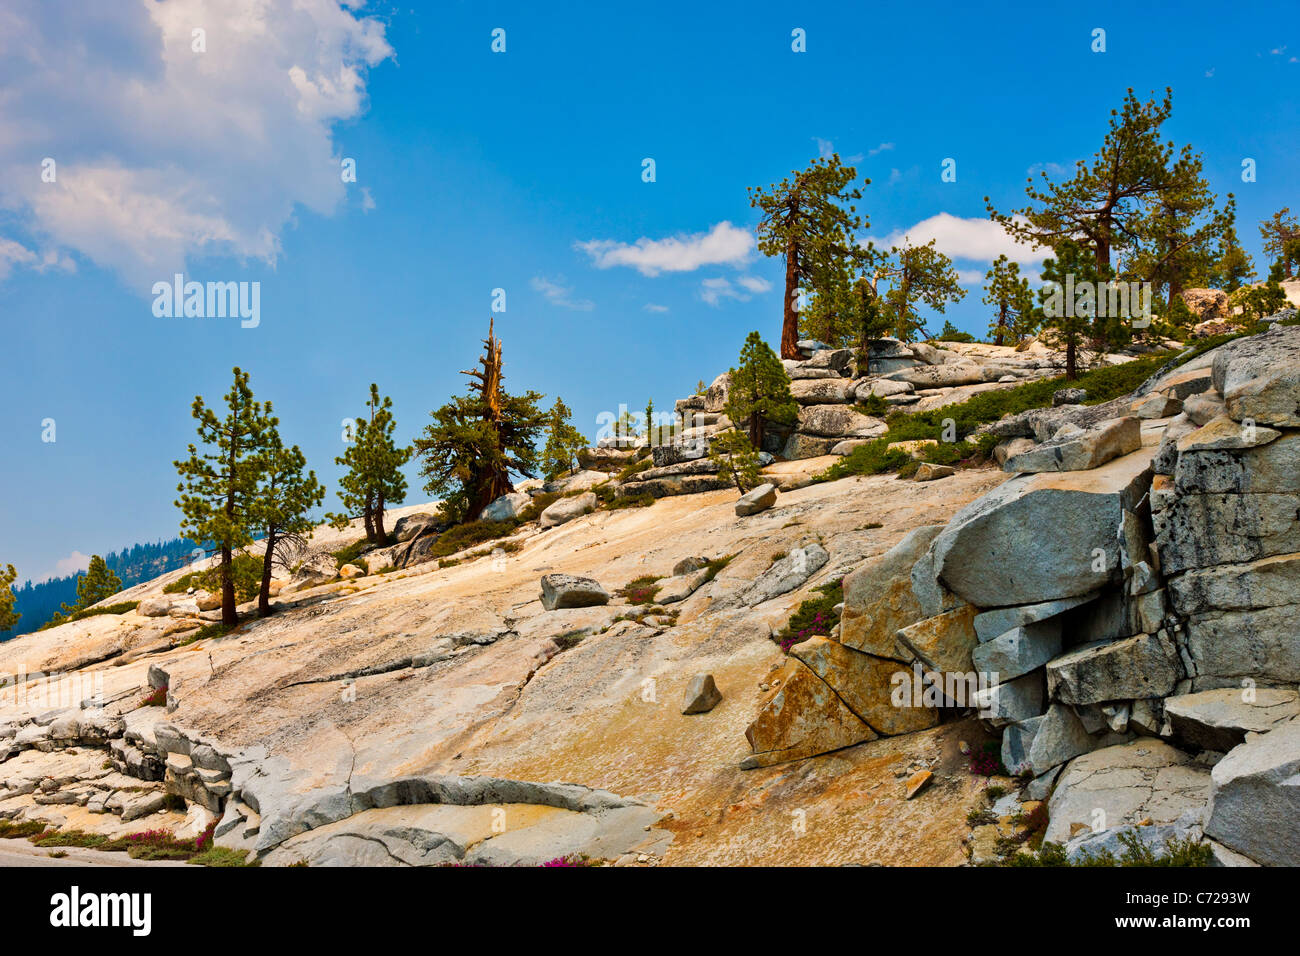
[
  {"x1": 49, "y1": 551, "x2": 91, "y2": 580},
  {"x1": 1027, "y1": 161, "x2": 1075, "y2": 178},
  {"x1": 531, "y1": 275, "x2": 594, "y2": 311},
  {"x1": 699, "y1": 275, "x2": 770, "y2": 306},
  {"x1": 0, "y1": 238, "x2": 75, "y2": 281},
  {"x1": 576, "y1": 221, "x2": 753, "y2": 276},
  {"x1": 955, "y1": 269, "x2": 986, "y2": 285},
  {"x1": 813, "y1": 137, "x2": 835, "y2": 159},
  {"x1": 642, "y1": 303, "x2": 669, "y2": 313},
  {"x1": 868, "y1": 142, "x2": 895, "y2": 157},
  {"x1": 0, "y1": 0, "x2": 393, "y2": 288},
  {"x1": 867, "y1": 213, "x2": 1048, "y2": 265}
]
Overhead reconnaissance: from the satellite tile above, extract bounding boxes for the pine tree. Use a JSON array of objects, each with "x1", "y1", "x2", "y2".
[
  {"x1": 988, "y1": 89, "x2": 1188, "y2": 275},
  {"x1": 709, "y1": 428, "x2": 762, "y2": 494},
  {"x1": 750, "y1": 154, "x2": 869, "y2": 358},
  {"x1": 254, "y1": 429, "x2": 325, "y2": 616},
  {"x1": 541, "y1": 397, "x2": 589, "y2": 480},
  {"x1": 644, "y1": 398, "x2": 655, "y2": 446},
  {"x1": 0, "y1": 564, "x2": 20, "y2": 633},
  {"x1": 983, "y1": 256, "x2": 1037, "y2": 346},
  {"x1": 414, "y1": 319, "x2": 548, "y2": 524},
  {"x1": 1233, "y1": 262, "x2": 1290, "y2": 320},
  {"x1": 800, "y1": 273, "x2": 890, "y2": 352},
  {"x1": 175, "y1": 367, "x2": 275, "y2": 627},
  {"x1": 60, "y1": 555, "x2": 122, "y2": 615},
  {"x1": 872, "y1": 241, "x2": 967, "y2": 342},
  {"x1": 1038, "y1": 241, "x2": 1109, "y2": 380},
  {"x1": 330, "y1": 384, "x2": 410, "y2": 545},
  {"x1": 725, "y1": 331, "x2": 799, "y2": 451},
  {"x1": 1207, "y1": 220, "x2": 1255, "y2": 293},
  {"x1": 1260, "y1": 208, "x2": 1300, "y2": 279},
  {"x1": 1130, "y1": 175, "x2": 1235, "y2": 311}
]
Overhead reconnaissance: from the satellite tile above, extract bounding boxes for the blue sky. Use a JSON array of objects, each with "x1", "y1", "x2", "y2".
[{"x1": 0, "y1": 0, "x2": 1296, "y2": 584}]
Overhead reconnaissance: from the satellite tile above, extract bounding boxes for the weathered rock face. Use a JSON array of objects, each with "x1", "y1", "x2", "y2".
[
  {"x1": 1045, "y1": 631, "x2": 1182, "y2": 704},
  {"x1": 1003, "y1": 417, "x2": 1141, "y2": 474},
  {"x1": 1210, "y1": 324, "x2": 1300, "y2": 427},
  {"x1": 789, "y1": 636, "x2": 939, "y2": 737},
  {"x1": 578, "y1": 445, "x2": 636, "y2": 472},
  {"x1": 972, "y1": 594, "x2": 1098, "y2": 643},
  {"x1": 894, "y1": 605, "x2": 977, "y2": 675},
  {"x1": 735, "y1": 483, "x2": 777, "y2": 516},
  {"x1": 781, "y1": 433, "x2": 841, "y2": 459},
  {"x1": 539, "y1": 492, "x2": 597, "y2": 529},
  {"x1": 681, "y1": 674, "x2": 723, "y2": 715},
  {"x1": 972, "y1": 620, "x2": 1063, "y2": 682},
  {"x1": 839, "y1": 526, "x2": 944, "y2": 658},
  {"x1": 790, "y1": 378, "x2": 854, "y2": 405},
  {"x1": 539, "y1": 574, "x2": 610, "y2": 611},
  {"x1": 796, "y1": 405, "x2": 887, "y2": 439},
  {"x1": 283, "y1": 552, "x2": 337, "y2": 593},
  {"x1": 1165, "y1": 689, "x2": 1300, "y2": 752},
  {"x1": 542, "y1": 469, "x2": 609, "y2": 495},
  {"x1": 923, "y1": 449, "x2": 1152, "y2": 607},
  {"x1": 393, "y1": 511, "x2": 442, "y2": 541},
  {"x1": 1180, "y1": 287, "x2": 1230, "y2": 321},
  {"x1": 1045, "y1": 740, "x2": 1210, "y2": 845},
  {"x1": 1025, "y1": 703, "x2": 1105, "y2": 777},
  {"x1": 651, "y1": 438, "x2": 709, "y2": 467},
  {"x1": 742, "y1": 656, "x2": 877, "y2": 769},
  {"x1": 885, "y1": 363, "x2": 985, "y2": 388},
  {"x1": 480, "y1": 493, "x2": 531, "y2": 523},
  {"x1": 736, "y1": 542, "x2": 829, "y2": 606},
  {"x1": 654, "y1": 567, "x2": 711, "y2": 604},
  {"x1": 1205, "y1": 718, "x2": 1300, "y2": 866}
]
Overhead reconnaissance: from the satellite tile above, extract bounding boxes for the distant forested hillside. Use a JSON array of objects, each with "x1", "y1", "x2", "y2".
[{"x1": 1, "y1": 538, "x2": 203, "y2": 641}]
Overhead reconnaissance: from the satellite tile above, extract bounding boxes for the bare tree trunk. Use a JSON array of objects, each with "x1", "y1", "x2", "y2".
[
  {"x1": 1066, "y1": 336, "x2": 1078, "y2": 381},
  {"x1": 222, "y1": 434, "x2": 238, "y2": 627},
  {"x1": 781, "y1": 237, "x2": 800, "y2": 359},
  {"x1": 374, "y1": 493, "x2": 387, "y2": 546},
  {"x1": 258, "y1": 529, "x2": 277, "y2": 617}
]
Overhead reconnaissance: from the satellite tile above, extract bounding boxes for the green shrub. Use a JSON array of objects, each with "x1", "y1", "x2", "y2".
[
  {"x1": 616, "y1": 575, "x2": 662, "y2": 605},
  {"x1": 424, "y1": 520, "x2": 517, "y2": 560},
  {"x1": 855, "y1": 393, "x2": 889, "y2": 416},
  {"x1": 517, "y1": 492, "x2": 560, "y2": 522},
  {"x1": 163, "y1": 553, "x2": 262, "y2": 602},
  {"x1": 604, "y1": 492, "x2": 656, "y2": 510},
  {"x1": 818, "y1": 351, "x2": 1177, "y2": 483},
  {"x1": 1005, "y1": 831, "x2": 1214, "y2": 867},
  {"x1": 775, "y1": 578, "x2": 843, "y2": 652},
  {"x1": 331, "y1": 538, "x2": 372, "y2": 568}
]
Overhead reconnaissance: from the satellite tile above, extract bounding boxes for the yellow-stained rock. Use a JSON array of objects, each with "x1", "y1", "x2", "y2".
[
  {"x1": 790, "y1": 635, "x2": 940, "y2": 737},
  {"x1": 894, "y1": 604, "x2": 978, "y2": 675},
  {"x1": 743, "y1": 657, "x2": 877, "y2": 768},
  {"x1": 839, "y1": 525, "x2": 944, "y2": 659},
  {"x1": 905, "y1": 769, "x2": 933, "y2": 799}
]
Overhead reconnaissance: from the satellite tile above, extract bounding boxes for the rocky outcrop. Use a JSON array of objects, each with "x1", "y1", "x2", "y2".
[
  {"x1": 1204, "y1": 718, "x2": 1300, "y2": 867},
  {"x1": 539, "y1": 492, "x2": 597, "y2": 528},
  {"x1": 480, "y1": 493, "x2": 531, "y2": 522},
  {"x1": 1002, "y1": 416, "x2": 1141, "y2": 473},
  {"x1": 923, "y1": 448, "x2": 1152, "y2": 607},
  {"x1": 539, "y1": 573, "x2": 610, "y2": 610},
  {"x1": 734, "y1": 482, "x2": 777, "y2": 516}
]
